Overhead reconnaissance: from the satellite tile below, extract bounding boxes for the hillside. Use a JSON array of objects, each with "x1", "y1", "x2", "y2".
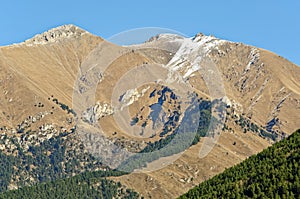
[
  {"x1": 180, "y1": 129, "x2": 300, "y2": 198},
  {"x1": 2, "y1": 129, "x2": 299, "y2": 198},
  {"x1": 0, "y1": 24, "x2": 299, "y2": 198}
]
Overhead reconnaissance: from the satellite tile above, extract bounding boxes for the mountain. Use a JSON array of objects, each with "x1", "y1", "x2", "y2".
[
  {"x1": 0, "y1": 24, "x2": 299, "y2": 198},
  {"x1": 179, "y1": 129, "x2": 300, "y2": 199}
]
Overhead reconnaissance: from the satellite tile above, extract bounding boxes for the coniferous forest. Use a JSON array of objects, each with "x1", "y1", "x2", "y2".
[
  {"x1": 179, "y1": 129, "x2": 300, "y2": 199},
  {"x1": 0, "y1": 169, "x2": 139, "y2": 199}
]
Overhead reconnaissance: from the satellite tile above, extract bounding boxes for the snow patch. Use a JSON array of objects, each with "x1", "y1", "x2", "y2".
[
  {"x1": 245, "y1": 48, "x2": 260, "y2": 71},
  {"x1": 164, "y1": 33, "x2": 226, "y2": 79}
]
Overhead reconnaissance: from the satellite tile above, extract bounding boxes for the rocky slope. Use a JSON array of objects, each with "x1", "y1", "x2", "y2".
[{"x1": 0, "y1": 25, "x2": 299, "y2": 198}]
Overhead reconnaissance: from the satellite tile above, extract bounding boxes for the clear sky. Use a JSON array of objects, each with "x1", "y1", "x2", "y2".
[{"x1": 1, "y1": 0, "x2": 299, "y2": 66}]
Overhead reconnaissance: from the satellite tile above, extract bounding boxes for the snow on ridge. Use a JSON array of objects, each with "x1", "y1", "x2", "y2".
[
  {"x1": 192, "y1": 33, "x2": 216, "y2": 45},
  {"x1": 165, "y1": 33, "x2": 226, "y2": 79}
]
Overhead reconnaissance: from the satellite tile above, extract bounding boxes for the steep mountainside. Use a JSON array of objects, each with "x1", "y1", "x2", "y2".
[
  {"x1": 180, "y1": 129, "x2": 300, "y2": 199},
  {"x1": 0, "y1": 25, "x2": 299, "y2": 198}
]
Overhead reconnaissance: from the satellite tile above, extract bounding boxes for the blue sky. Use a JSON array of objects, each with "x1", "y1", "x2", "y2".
[{"x1": 1, "y1": 0, "x2": 299, "y2": 66}]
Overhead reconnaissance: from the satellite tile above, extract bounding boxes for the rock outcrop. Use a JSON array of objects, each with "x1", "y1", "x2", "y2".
[{"x1": 24, "y1": 24, "x2": 89, "y2": 45}]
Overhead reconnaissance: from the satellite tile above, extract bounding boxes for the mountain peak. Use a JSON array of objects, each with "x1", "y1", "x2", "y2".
[
  {"x1": 146, "y1": 33, "x2": 184, "y2": 43},
  {"x1": 192, "y1": 32, "x2": 217, "y2": 42},
  {"x1": 24, "y1": 24, "x2": 90, "y2": 45}
]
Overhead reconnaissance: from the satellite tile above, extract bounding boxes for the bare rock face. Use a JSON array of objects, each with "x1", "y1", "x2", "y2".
[
  {"x1": 24, "y1": 24, "x2": 88, "y2": 45},
  {"x1": 82, "y1": 102, "x2": 114, "y2": 124},
  {"x1": 119, "y1": 87, "x2": 149, "y2": 108}
]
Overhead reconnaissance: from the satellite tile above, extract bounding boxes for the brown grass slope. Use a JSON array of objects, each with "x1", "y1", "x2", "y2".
[
  {"x1": 0, "y1": 26, "x2": 103, "y2": 129},
  {"x1": 0, "y1": 25, "x2": 299, "y2": 198}
]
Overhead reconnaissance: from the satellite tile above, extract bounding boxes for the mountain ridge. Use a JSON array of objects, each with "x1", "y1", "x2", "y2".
[
  {"x1": 0, "y1": 25, "x2": 299, "y2": 198},
  {"x1": 3, "y1": 24, "x2": 300, "y2": 67}
]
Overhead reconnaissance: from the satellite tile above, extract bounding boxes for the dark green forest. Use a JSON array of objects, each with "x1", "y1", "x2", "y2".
[
  {"x1": 0, "y1": 131, "x2": 139, "y2": 198},
  {"x1": 0, "y1": 169, "x2": 138, "y2": 199},
  {"x1": 0, "y1": 131, "x2": 103, "y2": 192},
  {"x1": 179, "y1": 129, "x2": 300, "y2": 199}
]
